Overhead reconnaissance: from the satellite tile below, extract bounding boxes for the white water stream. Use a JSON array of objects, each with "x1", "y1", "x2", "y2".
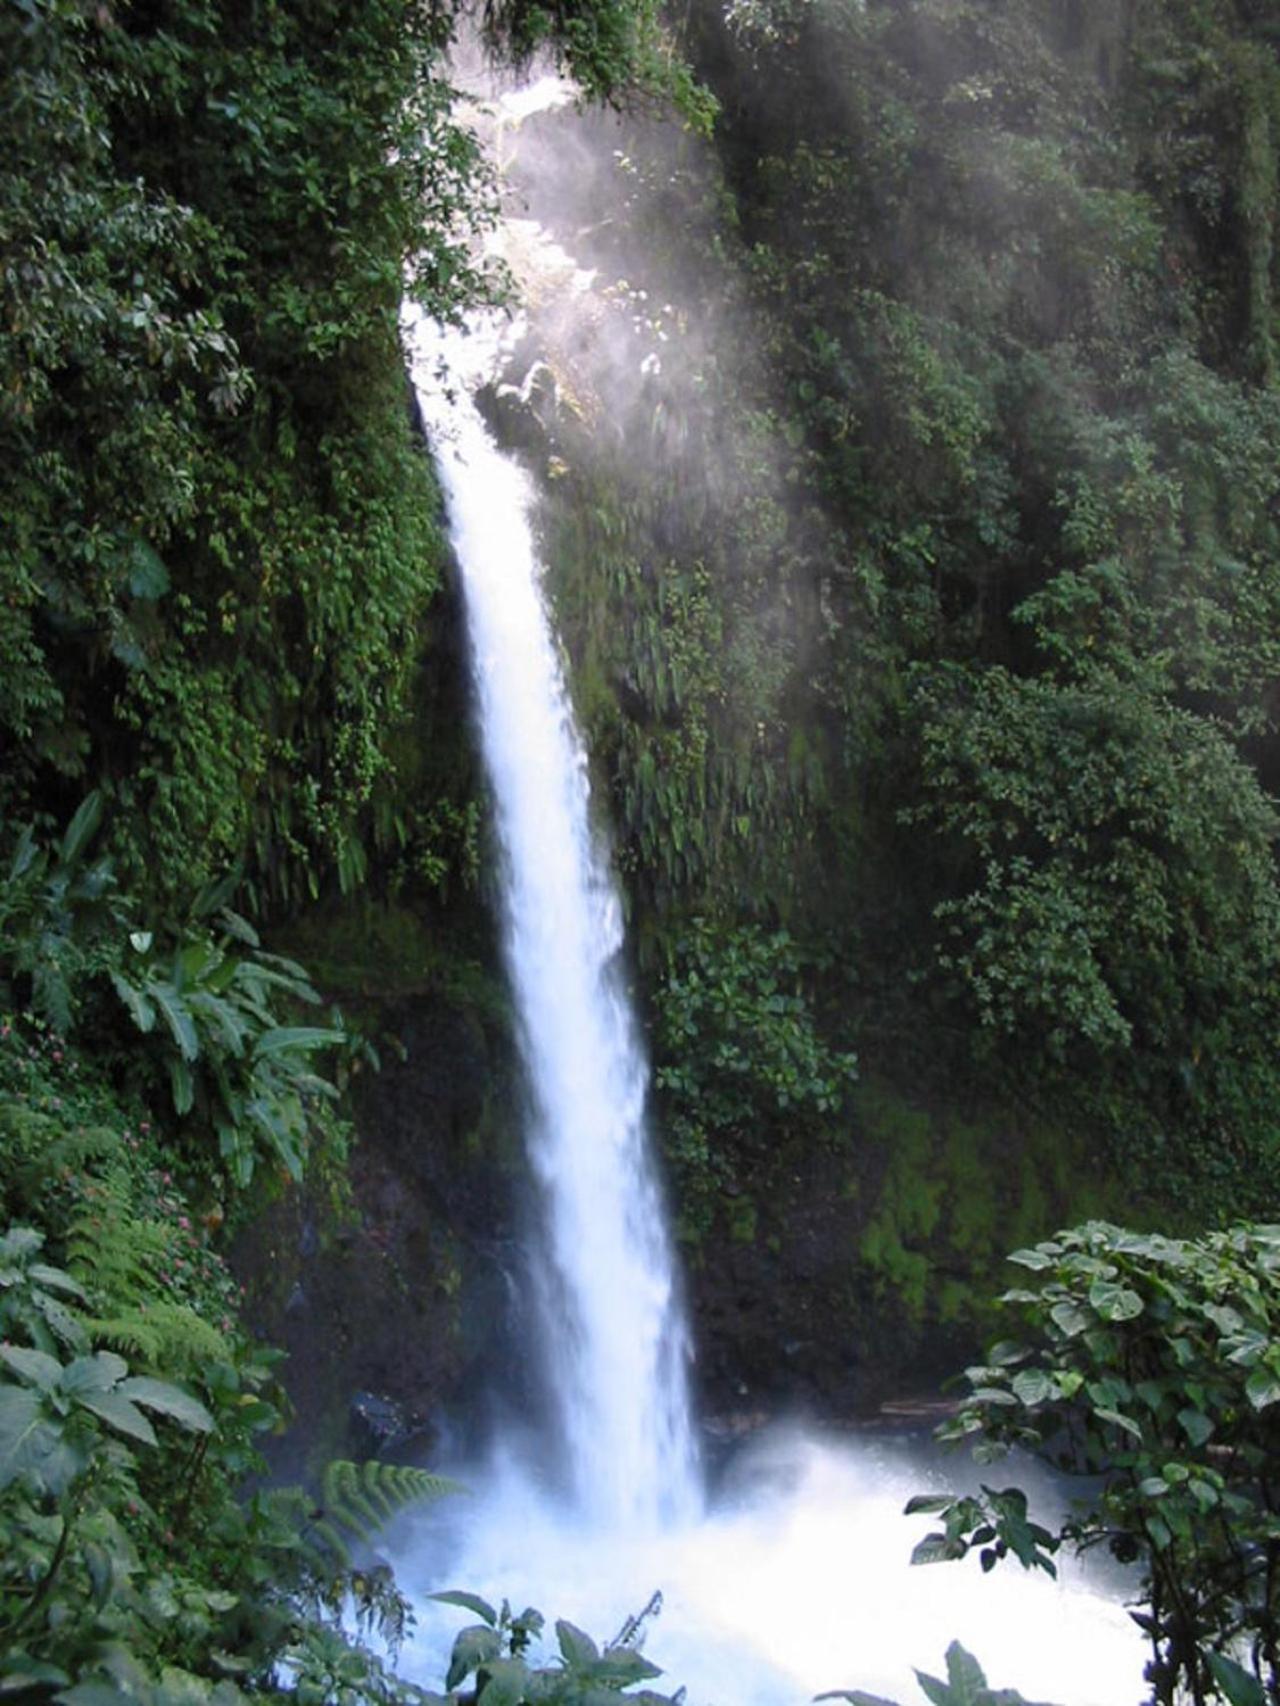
[
  {"x1": 404, "y1": 308, "x2": 699, "y2": 1533},
  {"x1": 395, "y1": 73, "x2": 1148, "y2": 1701},
  {"x1": 399, "y1": 303, "x2": 1147, "y2": 1706}
]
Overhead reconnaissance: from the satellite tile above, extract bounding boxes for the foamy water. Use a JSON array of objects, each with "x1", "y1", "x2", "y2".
[{"x1": 394, "y1": 1428, "x2": 1146, "y2": 1706}]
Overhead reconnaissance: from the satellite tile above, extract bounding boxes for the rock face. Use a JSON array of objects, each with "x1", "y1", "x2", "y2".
[{"x1": 231, "y1": 968, "x2": 530, "y2": 1475}]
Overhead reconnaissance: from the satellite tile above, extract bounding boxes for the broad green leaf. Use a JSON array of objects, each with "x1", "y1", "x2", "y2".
[
  {"x1": 61, "y1": 1352, "x2": 128, "y2": 1396},
  {"x1": 57, "y1": 1685, "x2": 131, "y2": 1706},
  {"x1": 1225, "y1": 1329, "x2": 1269, "y2": 1367},
  {"x1": 169, "y1": 1055, "x2": 195, "y2": 1116},
  {"x1": 1092, "y1": 1407, "x2": 1143, "y2": 1440},
  {"x1": 429, "y1": 1590, "x2": 498, "y2": 1625},
  {"x1": 217, "y1": 908, "x2": 260, "y2": 948},
  {"x1": 187, "y1": 991, "x2": 250, "y2": 1056},
  {"x1": 29, "y1": 1263, "x2": 86, "y2": 1299},
  {"x1": 75, "y1": 1390, "x2": 157, "y2": 1447},
  {"x1": 915, "y1": 1668, "x2": 953, "y2": 1706},
  {"x1": 1087, "y1": 1281, "x2": 1143, "y2": 1322},
  {"x1": 0, "y1": 1345, "x2": 62, "y2": 1390},
  {"x1": 111, "y1": 972, "x2": 156, "y2": 1034},
  {"x1": 904, "y1": 1494, "x2": 954, "y2": 1515},
  {"x1": 945, "y1": 1643, "x2": 990, "y2": 1703},
  {"x1": 988, "y1": 1340, "x2": 1031, "y2": 1367},
  {"x1": 595, "y1": 1648, "x2": 663, "y2": 1685},
  {"x1": 0, "y1": 1385, "x2": 55, "y2": 1488},
  {"x1": 7, "y1": 824, "x2": 37, "y2": 882},
  {"x1": 1006, "y1": 1248, "x2": 1053, "y2": 1271},
  {"x1": 0, "y1": 1226, "x2": 45, "y2": 1265},
  {"x1": 151, "y1": 982, "x2": 200, "y2": 1061},
  {"x1": 473, "y1": 1657, "x2": 528, "y2": 1706},
  {"x1": 1145, "y1": 1513, "x2": 1172, "y2": 1551},
  {"x1": 1049, "y1": 1301, "x2": 1091, "y2": 1338},
  {"x1": 82, "y1": 1539, "x2": 116, "y2": 1611},
  {"x1": 0, "y1": 1656, "x2": 70, "y2": 1691},
  {"x1": 1011, "y1": 1368, "x2": 1056, "y2": 1407},
  {"x1": 59, "y1": 793, "x2": 103, "y2": 868},
  {"x1": 127, "y1": 538, "x2": 170, "y2": 600},
  {"x1": 33, "y1": 1296, "x2": 87, "y2": 1351},
  {"x1": 814, "y1": 1694, "x2": 899, "y2": 1705},
  {"x1": 1244, "y1": 1364, "x2": 1280, "y2": 1410},
  {"x1": 1203, "y1": 1304, "x2": 1243, "y2": 1335},
  {"x1": 1204, "y1": 1652, "x2": 1265, "y2": 1706},
  {"x1": 119, "y1": 1377, "x2": 213, "y2": 1433},
  {"x1": 1177, "y1": 1407, "x2": 1213, "y2": 1447},
  {"x1": 556, "y1": 1620, "x2": 600, "y2": 1669},
  {"x1": 252, "y1": 1025, "x2": 343, "y2": 1059},
  {"x1": 445, "y1": 1626, "x2": 501, "y2": 1691}
]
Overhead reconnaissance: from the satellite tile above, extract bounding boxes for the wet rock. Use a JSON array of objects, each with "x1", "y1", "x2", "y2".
[{"x1": 350, "y1": 1390, "x2": 415, "y2": 1458}]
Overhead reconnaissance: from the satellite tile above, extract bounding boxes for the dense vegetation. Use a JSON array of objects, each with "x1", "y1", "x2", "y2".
[
  {"x1": 0, "y1": 0, "x2": 689, "y2": 1694},
  {"x1": 4, "y1": 0, "x2": 1280, "y2": 1699},
  {"x1": 911, "y1": 1221, "x2": 1280, "y2": 1705},
  {"x1": 495, "y1": 0, "x2": 1280, "y2": 1360}
]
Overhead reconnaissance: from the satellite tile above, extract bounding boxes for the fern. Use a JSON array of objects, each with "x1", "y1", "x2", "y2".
[
  {"x1": 65, "y1": 1168, "x2": 172, "y2": 1307},
  {"x1": 323, "y1": 1459, "x2": 461, "y2": 1539},
  {"x1": 265, "y1": 1461, "x2": 462, "y2": 1572},
  {"x1": 84, "y1": 1301, "x2": 231, "y2": 1373},
  {"x1": 17, "y1": 1122, "x2": 120, "y2": 1199}
]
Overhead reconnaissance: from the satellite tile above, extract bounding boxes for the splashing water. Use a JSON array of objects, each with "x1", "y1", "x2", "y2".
[
  {"x1": 399, "y1": 305, "x2": 1146, "y2": 1704},
  {"x1": 404, "y1": 308, "x2": 699, "y2": 1532}
]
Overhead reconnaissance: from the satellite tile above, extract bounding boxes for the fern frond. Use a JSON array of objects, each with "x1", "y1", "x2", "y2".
[
  {"x1": 311, "y1": 1519, "x2": 354, "y2": 1571},
  {"x1": 257, "y1": 1488, "x2": 346, "y2": 1578},
  {"x1": 2, "y1": 1109, "x2": 123, "y2": 1223},
  {"x1": 66, "y1": 1167, "x2": 171, "y2": 1307},
  {"x1": 86, "y1": 1303, "x2": 231, "y2": 1373},
  {"x1": 319, "y1": 1460, "x2": 462, "y2": 1551},
  {"x1": 68, "y1": 1217, "x2": 160, "y2": 1303}
]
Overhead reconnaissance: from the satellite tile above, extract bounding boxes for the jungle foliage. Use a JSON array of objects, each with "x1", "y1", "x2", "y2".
[
  {"x1": 912, "y1": 1221, "x2": 1280, "y2": 1706},
  {"x1": 0, "y1": 0, "x2": 704, "y2": 1696},
  {"x1": 0, "y1": 0, "x2": 684, "y2": 918},
  {"x1": 508, "y1": 0, "x2": 1280, "y2": 1257}
]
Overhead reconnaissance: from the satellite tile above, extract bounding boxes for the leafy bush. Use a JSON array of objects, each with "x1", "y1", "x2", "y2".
[
  {"x1": 653, "y1": 921, "x2": 856, "y2": 1235},
  {"x1": 904, "y1": 666, "x2": 1280, "y2": 1201},
  {"x1": 820, "y1": 1640, "x2": 1058, "y2": 1706},
  {"x1": 912, "y1": 1221, "x2": 1280, "y2": 1705},
  {"x1": 431, "y1": 1591, "x2": 679, "y2": 1706}
]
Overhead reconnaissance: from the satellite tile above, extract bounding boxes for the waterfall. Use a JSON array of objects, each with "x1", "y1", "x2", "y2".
[
  {"x1": 393, "y1": 87, "x2": 1144, "y2": 1706},
  {"x1": 395, "y1": 287, "x2": 1142, "y2": 1706},
  {"x1": 404, "y1": 308, "x2": 700, "y2": 1531}
]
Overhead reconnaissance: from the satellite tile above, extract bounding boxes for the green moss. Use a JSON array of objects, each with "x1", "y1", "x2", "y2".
[
  {"x1": 728, "y1": 1195, "x2": 759, "y2": 1245},
  {"x1": 851, "y1": 1079, "x2": 1125, "y2": 1331},
  {"x1": 280, "y1": 900, "x2": 508, "y2": 1021}
]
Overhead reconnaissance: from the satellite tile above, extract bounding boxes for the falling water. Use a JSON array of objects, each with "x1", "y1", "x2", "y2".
[
  {"x1": 403, "y1": 308, "x2": 699, "y2": 1531},
  {"x1": 393, "y1": 78, "x2": 1147, "y2": 1706},
  {"x1": 398, "y1": 306, "x2": 1146, "y2": 1706}
]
